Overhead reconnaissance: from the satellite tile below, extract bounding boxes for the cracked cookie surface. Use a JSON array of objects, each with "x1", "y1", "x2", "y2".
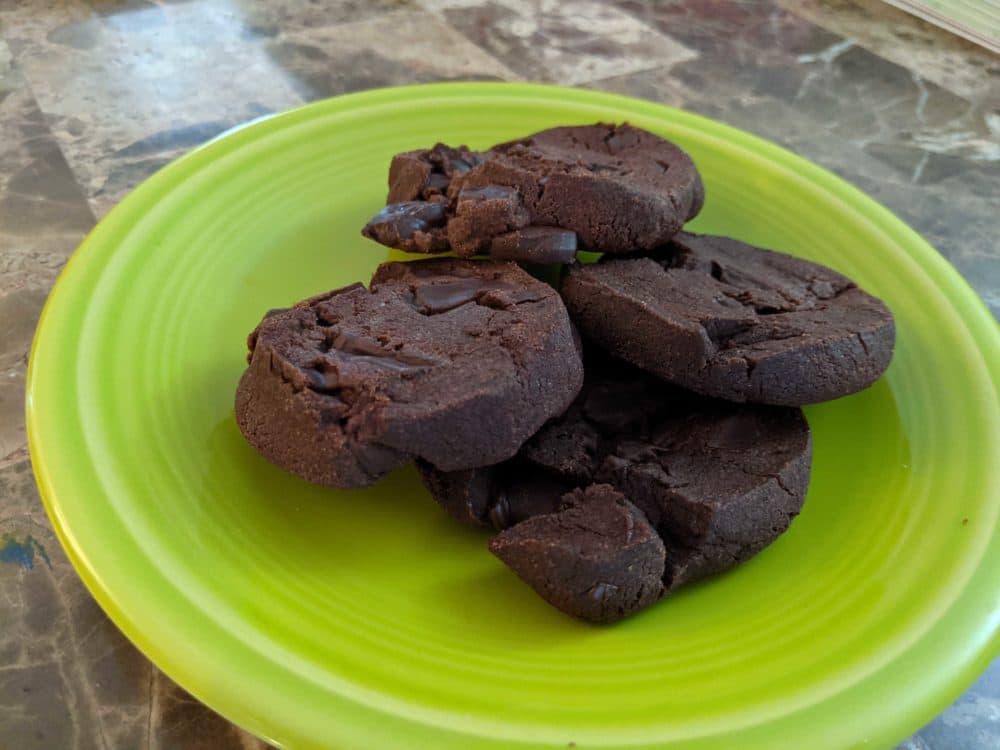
[
  {"x1": 562, "y1": 232, "x2": 895, "y2": 405},
  {"x1": 362, "y1": 124, "x2": 704, "y2": 262},
  {"x1": 420, "y1": 350, "x2": 811, "y2": 591},
  {"x1": 235, "y1": 259, "x2": 584, "y2": 487}
]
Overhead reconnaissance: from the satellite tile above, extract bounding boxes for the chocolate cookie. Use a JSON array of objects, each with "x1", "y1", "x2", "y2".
[
  {"x1": 421, "y1": 352, "x2": 811, "y2": 590},
  {"x1": 362, "y1": 123, "x2": 704, "y2": 262},
  {"x1": 417, "y1": 458, "x2": 566, "y2": 531},
  {"x1": 562, "y1": 232, "x2": 895, "y2": 405},
  {"x1": 235, "y1": 259, "x2": 584, "y2": 488},
  {"x1": 490, "y1": 484, "x2": 665, "y2": 623}
]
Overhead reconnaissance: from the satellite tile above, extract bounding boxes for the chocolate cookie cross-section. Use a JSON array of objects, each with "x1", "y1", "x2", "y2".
[
  {"x1": 490, "y1": 484, "x2": 666, "y2": 624},
  {"x1": 562, "y1": 232, "x2": 895, "y2": 405},
  {"x1": 420, "y1": 352, "x2": 812, "y2": 593},
  {"x1": 235, "y1": 259, "x2": 584, "y2": 488},
  {"x1": 362, "y1": 123, "x2": 704, "y2": 262}
]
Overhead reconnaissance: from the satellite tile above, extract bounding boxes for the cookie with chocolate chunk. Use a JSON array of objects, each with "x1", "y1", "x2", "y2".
[
  {"x1": 416, "y1": 458, "x2": 568, "y2": 531},
  {"x1": 235, "y1": 259, "x2": 584, "y2": 488},
  {"x1": 562, "y1": 232, "x2": 895, "y2": 405},
  {"x1": 421, "y1": 352, "x2": 811, "y2": 590},
  {"x1": 362, "y1": 123, "x2": 704, "y2": 262},
  {"x1": 490, "y1": 484, "x2": 666, "y2": 623}
]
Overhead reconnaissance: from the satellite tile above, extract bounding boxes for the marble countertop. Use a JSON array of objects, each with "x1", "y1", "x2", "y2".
[{"x1": 1, "y1": 1, "x2": 996, "y2": 748}]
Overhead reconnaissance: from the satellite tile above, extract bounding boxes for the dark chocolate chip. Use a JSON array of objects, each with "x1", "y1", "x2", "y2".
[
  {"x1": 362, "y1": 201, "x2": 446, "y2": 245},
  {"x1": 332, "y1": 330, "x2": 392, "y2": 357},
  {"x1": 458, "y1": 185, "x2": 520, "y2": 203},
  {"x1": 329, "y1": 329, "x2": 440, "y2": 369},
  {"x1": 586, "y1": 582, "x2": 619, "y2": 603},
  {"x1": 412, "y1": 278, "x2": 492, "y2": 314},
  {"x1": 424, "y1": 172, "x2": 451, "y2": 194},
  {"x1": 488, "y1": 490, "x2": 511, "y2": 532},
  {"x1": 489, "y1": 227, "x2": 577, "y2": 264},
  {"x1": 449, "y1": 157, "x2": 476, "y2": 173},
  {"x1": 305, "y1": 366, "x2": 340, "y2": 393}
]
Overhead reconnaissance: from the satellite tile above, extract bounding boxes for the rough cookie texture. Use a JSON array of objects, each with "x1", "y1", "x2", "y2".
[
  {"x1": 562, "y1": 232, "x2": 895, "y2": 405},
  {"x1": 362, "y1": 124, "x2": 704, "y2": 261},
  {"x1": 421, "y1": 351, "x2": 811, "y2": 590},
  {"x1": 416, "y1": 458, "x2": 566, "y2": 531},
  {"x1": 235, "y1": 259, "x2": 584, "y2": 488},
  {"x1": 489, "y1": 484, "x2": 666, "y2": 623}
]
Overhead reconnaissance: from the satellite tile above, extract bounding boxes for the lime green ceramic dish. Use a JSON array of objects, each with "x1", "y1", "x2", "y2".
[{"x1": 26, "y1": 83, "x2": 1000, "y2": 750}]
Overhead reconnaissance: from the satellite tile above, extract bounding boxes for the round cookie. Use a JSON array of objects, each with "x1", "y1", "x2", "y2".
[
  {"x1": 420, "y1": 351, "x2": 812, "y2": 591},
  {"x1": 489, "y1": 484, "x2": 666, "y2": 624},
  {"x1": 562, "y1": 232, "x2": 895, "y2": 405},
  {"x1": 362, "y1": 123, "x2": 704, "y2": 262},
  {"x1": 235, "y1": 259, "x2": 584, "y2": 488}
]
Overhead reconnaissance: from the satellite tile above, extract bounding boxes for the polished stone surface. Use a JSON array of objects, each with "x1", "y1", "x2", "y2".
[{"x1": 0, "y1": 1, "x2": 996, "y2": 748}]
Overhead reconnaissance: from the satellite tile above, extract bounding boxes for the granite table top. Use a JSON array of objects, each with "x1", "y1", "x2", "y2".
[{"x1": 1, "y1": 1, "x2": 996, "y2": 748}]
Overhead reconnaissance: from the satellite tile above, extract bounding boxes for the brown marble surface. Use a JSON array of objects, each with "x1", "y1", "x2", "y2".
[{"x1": 0, "y1": 1, "x2": 997, "y2": 748}]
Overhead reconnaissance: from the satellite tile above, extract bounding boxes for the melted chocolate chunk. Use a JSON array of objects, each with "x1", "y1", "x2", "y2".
[
  {"x1": 457, "y1": 185, "x2": 520, "y2": 202},
  {"x1": 362, "y1": 201, "x2": 447, "y2": 252},
  {"x1": 490, "y1": 227, "x2": 578, "y2": 264},
  {"x1": 412, "y1": 278, "x2": 496, "y2": 314}
]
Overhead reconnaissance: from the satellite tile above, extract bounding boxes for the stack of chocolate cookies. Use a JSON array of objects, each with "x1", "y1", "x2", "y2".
[{"x1": 236, "y1": 124, "x2": 895, "y2": 623}]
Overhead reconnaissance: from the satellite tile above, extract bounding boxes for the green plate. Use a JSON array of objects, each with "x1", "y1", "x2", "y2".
[{"x1": 26, "y1": 84, "x2": 1000, "y2": 750}]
